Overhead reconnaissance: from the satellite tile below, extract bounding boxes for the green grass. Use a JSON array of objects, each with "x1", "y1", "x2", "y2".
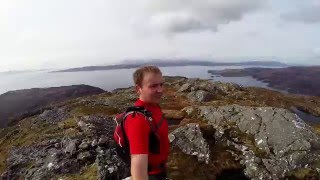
[
  {"x1": 73, "y1": 105, "x2": 119, "y2": 116},
  {"x1": 0, "y1": 150, "x2": 8, "y2": 174},
  {"x1": 312, "y1": 124, "x2": 320, "y2": 135},
  {"x1": 12, "y1": 121, "x2": 61, "y2": 147},
  {"x1": 58, "y1": 118, "x2": 78, "y2": 129}
]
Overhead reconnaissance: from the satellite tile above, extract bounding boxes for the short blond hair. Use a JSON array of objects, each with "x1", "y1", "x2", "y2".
[{"x1": 133, "y1": 65, "x2": 162, "y2": 87}]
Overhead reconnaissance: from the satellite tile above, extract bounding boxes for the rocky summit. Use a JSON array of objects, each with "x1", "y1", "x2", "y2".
[{"x1": 1, "y1": 76, "x2": 320, "y2": 180}]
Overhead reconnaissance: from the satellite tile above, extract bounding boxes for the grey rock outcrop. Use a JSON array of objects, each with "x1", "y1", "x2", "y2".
[
  {"x1": 187, "y1": 90, "x2": 215, "y2": 102},
  {"x1": 39, "y1": 108, "x2": 71, "y2": 124},
  {"x1": 169, "y1": 123, "x2": 210, "y2": 164},
  {"x1": 176, "y1": 78, "x2": 243, "y2": 103},
  {"x1": 183, "y1": 104, "x2": 320, "y2": 180},
  {"x1": 1, "y1": 115, "x2": 129, "y2": 180},
  {"x1": 64, "y1": 139, "x2": 80, "y2": 155},
  {"x1": 96, "y1": 148, "x2": 129, "y2": 180},
  {"x1": 178, "y1": 83, "x2": 191, "y2": 93}
]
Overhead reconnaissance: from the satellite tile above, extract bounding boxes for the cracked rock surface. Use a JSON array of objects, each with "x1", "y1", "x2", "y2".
[{"x1": 182, "y1": 105, "x2": 320, "y2": 180}]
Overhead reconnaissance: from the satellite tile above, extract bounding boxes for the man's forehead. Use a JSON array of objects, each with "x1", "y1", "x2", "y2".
[{"x1": 143, "y1": 73, "x2": 164, "y2": 84}]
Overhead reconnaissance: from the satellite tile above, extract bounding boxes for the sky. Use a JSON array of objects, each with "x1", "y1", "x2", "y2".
[{"x1": 0, "y1": 0, "x2": 320, "y2": 71}]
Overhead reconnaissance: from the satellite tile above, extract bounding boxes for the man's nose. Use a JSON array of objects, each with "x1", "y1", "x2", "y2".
[{"x1": 157, "y1": 85, "x2": 163, "y2": 93}]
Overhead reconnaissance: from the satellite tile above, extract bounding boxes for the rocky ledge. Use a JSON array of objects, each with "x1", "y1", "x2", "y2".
[{"x1": 0, "y1": 76, "x2": 320, "y2": 180}]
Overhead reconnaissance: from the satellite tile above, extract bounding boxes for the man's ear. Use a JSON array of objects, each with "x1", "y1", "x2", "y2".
[{"x1": 135, "y1": 85, "x2": 141, "y2": 94}]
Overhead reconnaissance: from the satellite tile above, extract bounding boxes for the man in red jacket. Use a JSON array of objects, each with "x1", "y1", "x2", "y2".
[{"x1": 124, "y1": 66, "x2": 169, "y2": 180}]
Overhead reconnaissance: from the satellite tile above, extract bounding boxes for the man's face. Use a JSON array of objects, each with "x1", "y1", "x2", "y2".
[{"x1": 136, "y1": 72, "x2": 164, "y2": 104}]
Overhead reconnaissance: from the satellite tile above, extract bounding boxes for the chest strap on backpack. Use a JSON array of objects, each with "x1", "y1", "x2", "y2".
[{"x1": 156, "y1": 114, "x2": 165, "y2": 130}]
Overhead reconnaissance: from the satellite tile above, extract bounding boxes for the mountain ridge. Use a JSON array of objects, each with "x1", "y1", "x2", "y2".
[
  {"x1": 0, "y1": 76, "x2": 319, "y2": 179},
  {"x1": 52, "y1": 60, "x2": 287, "y2": 73}
]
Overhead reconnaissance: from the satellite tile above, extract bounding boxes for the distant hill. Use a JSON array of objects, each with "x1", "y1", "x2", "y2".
[
  {"x1": 0, "y1": 85, "x2": 105, "y2": 128},
  {"x1": 208, "y1": 66, "x2": 320, "y2": 96},
  {"x1": 52, "y1": 60, "x2": 287, "y2": 73}
]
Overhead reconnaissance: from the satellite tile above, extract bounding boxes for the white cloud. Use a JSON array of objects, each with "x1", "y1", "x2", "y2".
[
  {"x1": 314, "y1": 48, "x2": 320, "y2": 56},
  {"x1": 1, "y1": 0, "x2": 320, "y2": 71},
  {"x1": 281, "y1": 0, "x2": 320, "y2": 23},
  {"x1": 136, "y1": 0, "x2": 266, "y2": 34}
]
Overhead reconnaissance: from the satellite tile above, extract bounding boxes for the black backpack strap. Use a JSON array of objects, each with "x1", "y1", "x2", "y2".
[
  {"x1": 156, "y1": 114, "x2": 165, "y2": 130},
  {"x1": 120, "y1": 106, "x2": 165, "y2": 173},
  {"x1": 125, "y1": 106, "x2": 152, "y2": 117},
  {"x1": 125, "y1": 106, "x2": 158, "y2": 131},
  {"x1": 129, "y1": 107, "x2": 165, "y2": 132},
  {"x1": 120, "y1": 114, "x2": 130, "y2": 149},
  {"x1": 119, "y1": 106, "x2": 156, "y2": 147}
]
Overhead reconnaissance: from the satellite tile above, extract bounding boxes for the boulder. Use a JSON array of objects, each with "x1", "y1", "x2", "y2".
[
  {"x1": 169, "y1": 123, "x2": 210, "y2": 164},
  {"x1": 187, "y1": 90, "x2": 215, "y2": 102},
  {"x1": 77, "y1": 151, "x2": 93, "y2": 162},
  {"x1": 98, "y1": 136, "x2": 109, "y2": 146},
  {"x1": 39, "y1": 108, "x2": 70, "y2": 124},
  {"x1": 78, "y1": 141, "x2": 90, "y2": 150},
  {"x1": 178, "y1": 83, "x2": 191, "y2": 93},
  {"x1": 96, "y1": 148, "x2": 129, "y2": 180},
  {"x1": 64, "y1": 139, "x2": 80, "y2": 155}
]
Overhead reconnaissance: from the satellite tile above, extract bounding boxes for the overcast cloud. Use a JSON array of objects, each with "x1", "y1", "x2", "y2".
[
  {"x1": 138, "y1": 0, "x2": 265, "y2": 33},
  {"x1": 0, "y1": 0, "x2": 320, "y2": 71},
  {"x1": 281, "y1": 0, "x2": 320, "y2": 24}
]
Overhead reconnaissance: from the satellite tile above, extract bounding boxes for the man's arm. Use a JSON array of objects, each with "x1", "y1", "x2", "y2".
[
  {"x1": 125, "y1": 113, "x2": 151, "y2": 180},
  {"x1": 131, "y1": 154, "x2": 148, "y2": 180}
]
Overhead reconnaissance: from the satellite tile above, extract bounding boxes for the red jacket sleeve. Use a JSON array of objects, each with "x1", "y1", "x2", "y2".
[{"x1": 125, "y1": 113, "x2": 151, "y2": 154}]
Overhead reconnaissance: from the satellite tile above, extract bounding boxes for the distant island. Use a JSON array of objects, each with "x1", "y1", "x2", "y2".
[
  {"x1": 52, "y1": 60, "x2": 287, "y2": 73},
  {"x1": 208, "y1": 66, "x2": 320, "y2": 96}
]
